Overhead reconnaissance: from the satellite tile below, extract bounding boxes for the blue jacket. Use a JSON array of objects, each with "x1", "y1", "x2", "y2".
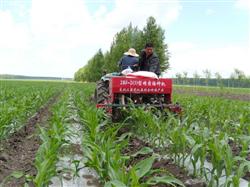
[{"x1": 118, "y1": 55, "x2": 139, "y2": 71}]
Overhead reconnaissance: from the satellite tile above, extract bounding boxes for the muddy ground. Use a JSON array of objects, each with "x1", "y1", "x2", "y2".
[
  {"x1": 175, "y1": 88, "x2": 250, "y2": 180},
  {"x1": 0, "y1": 93, "x2": 60, "y2": 187},
  {"x1": 174, "y1": 88, "x2": 250, "y2": 101},
  {"x1": 228, "y1": 141, "x2": 250, "y2": 181},
  {"x1": 123, "y1": 137, "x2": 206, "y2": 187}
]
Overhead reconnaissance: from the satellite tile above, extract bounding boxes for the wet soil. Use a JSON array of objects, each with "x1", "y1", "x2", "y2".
[
  {"x1": 123, "y1": 137, "x2": 206, "y2": 187},
  {"x1": 228, "y1": 141, "x2": 250, "y2": 181},
  {"x1": 0, "y1": 93, "x2": 61, "y2": 186},
  {"x1": 174, "y1": 88, "x2": 250, "y2": 101},
  {"x1": 205, "y1": 140, "x2": 250, "y2": 181}
]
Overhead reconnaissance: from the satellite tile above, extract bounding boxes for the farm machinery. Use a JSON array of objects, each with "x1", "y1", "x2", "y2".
[{"x1": 95, "y1": 71, "x2": 181, "y2": 121}]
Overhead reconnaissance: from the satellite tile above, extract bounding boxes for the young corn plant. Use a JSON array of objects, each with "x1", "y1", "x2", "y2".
[
  {"x1": 230, "y1": 158, "x2": 250, "y2": 187},
  {"x1": 188, "y1": 126, "x2": 210, "y2": 177},
  {"x1": 78, "y1": 95, "x2": 184, "y2": 186},
  {"x1": 168, "y1": 124, "x2": 191, "y2": 168},
  {"x1": 206, "y1": 134, "x2": 235, "y2": 187},
  {"x1": 34, "y1": 91, "x2": 71, "y2": 186},
  {"x1": 0, "y1": 80, "x2": 64, "y2": 140}
]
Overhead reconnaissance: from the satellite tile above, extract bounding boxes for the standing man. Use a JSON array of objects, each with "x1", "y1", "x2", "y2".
[{"x1": 139, "y1": 43, "x2": 160, "y2": 76}]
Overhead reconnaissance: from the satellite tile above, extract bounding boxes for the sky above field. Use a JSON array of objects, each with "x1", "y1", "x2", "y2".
[{"x1": 0, "y1": 0, "x2": 249, "y2": 78}]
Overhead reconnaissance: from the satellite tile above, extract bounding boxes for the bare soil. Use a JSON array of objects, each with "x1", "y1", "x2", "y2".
[
  {"x1": 174, "y1": 88, "x2": 250, "y2": 180},
  {"x1": 228, "y1": 141, "x2": 250, "y2": 181},
  {"x1": 123, "y1": 137, "x2": 206, "y2": 187},
  {"x1": 0, "y1": 93, "x2": 61, "y2": 187},
  {"x1": 174, "y1": 88, "x2": 250, "y2": 101}
]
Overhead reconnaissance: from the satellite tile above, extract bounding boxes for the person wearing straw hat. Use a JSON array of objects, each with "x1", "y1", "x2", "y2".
[{"x1": 118, "y1": 48, "x2": 139, "y2": 71}]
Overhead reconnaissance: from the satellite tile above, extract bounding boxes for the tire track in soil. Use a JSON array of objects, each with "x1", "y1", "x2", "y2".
[{"x1": 0, "y1": 92, "x2": 62, "y2": 187}]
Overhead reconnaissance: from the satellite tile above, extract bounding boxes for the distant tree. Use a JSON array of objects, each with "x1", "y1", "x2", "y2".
[
  {"x1": 203, "y1": 69, "x2": 211, "y2": 86},
  {"x1": 183, "y1": 71, "x2": 188, "y2": 85},
  {"x1": 175, "y1": 73, "x2": 182, "y2": 84},
  {"x1": 230, "y1": 72, "x2": 236, "y2": 87},
  {"x1": 233, "y1": 68, "x2": 245, "y2": 80},
  {"x1": 74, "y1": 67, "x2": 85, "y2": 81},
  {"x1": 87, "y1": 49, "x2": 105, "y2": 81},
  {"x1": 103, "y1": 23, "x2": 142, "y2": 73},
  {"x1": 233, "y1": 68, "x2": 246, "y2": 87},
  {"x1": 215, "y1": 72, "x2": 223, "y2": 88},
  {"x1": 193, "y1": 71, "x2": 200, "y2": 86},
  {"x1": 74, "y1": 49, "x2": 104, "y2": 82},
  {"x1": 74, "y1": 17, "x2": 171, "y2": 82}
]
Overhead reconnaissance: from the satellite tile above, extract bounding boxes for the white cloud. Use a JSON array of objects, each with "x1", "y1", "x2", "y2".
[
  {"x1": 205, "y1": 9, "x2": 215, "y2": 16},
  {"x1": 0, "y1": 0, "x2": 182, "y2": 77},
  {"x1": 102, "y1": 0, "x2": 182, "y2": 30},
  {"x1": 235, "y1": 0, "x2": 250, "y2": 11},
  {"x1": 167, "y1": 43, "x2": 250, "y2": 78},
  {"x1": 0, "y1": 11, "x2": 30, "y2": 49},
  {"x1": 1, "y1": 0, "x2": 249, "y2": 79},
  {"x1": 169, "y1": 42, "x2": 196, "y2": 52}
]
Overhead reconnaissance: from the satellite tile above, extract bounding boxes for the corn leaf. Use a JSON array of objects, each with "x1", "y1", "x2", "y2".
[
  {"x1": 134, "y1": 155, "x2": 155, "y2": 178},
  {"x1": 146, "y1": 175, "x2": 185, "y2": 187},
  {"x1": 131, "y1": 147, "x2": 153, "y2": 157}
]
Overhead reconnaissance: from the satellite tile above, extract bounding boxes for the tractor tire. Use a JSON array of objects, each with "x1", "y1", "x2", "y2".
[{"x1": 96, "y1": 80, "x2": 109, "y2": 104}]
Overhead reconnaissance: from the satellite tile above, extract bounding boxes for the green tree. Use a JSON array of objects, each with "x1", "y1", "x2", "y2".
[
  {"x1": 87, "y1": 49, "x2": 105, "y2": 81},
  {"x1": 233, "y1": 68, "x2": 246, "y2": 87},
  {"x1": 175, "y1": 73, "x2": 182, "y2": 84},
  {"x1": 230, "y1": 72, "x2": 236, "y2": 87},
  {"x1": 103, "y1": 23, "x2": 143, "y2": 73},
  {"x1": 142, "y1": 17, "x2": 169, "y2": 72},
  {"x1": 193, "y1": 71, "x2": 200, "y2": 86},
  {"x1": 215, "y1": 72, "x2": 223, "y2": 88},
  {"x1": 74, "y1": 67, "x2": 85, "y2": 81},
  {"x1": 203, "y1": 69, "x2": 211, "y2": 86},
  {"x1": 183, "y1": 71, "x2": 188, "y2": 85},
  {"x1": 75, "y1": 17, "x2": 171, "y2": 82},
  {"x1": 74, "y1": 49, "x2": 104, "y2": 82}
]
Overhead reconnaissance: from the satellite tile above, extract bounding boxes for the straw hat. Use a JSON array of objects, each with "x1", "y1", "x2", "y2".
[{"x1": 124, "y1": 48, "x2": 139, "y2": 57}]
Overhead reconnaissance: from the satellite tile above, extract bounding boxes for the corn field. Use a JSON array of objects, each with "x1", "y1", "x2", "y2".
[{"x1": 0, "y1": 80, "x2": 249, "y2": 187}]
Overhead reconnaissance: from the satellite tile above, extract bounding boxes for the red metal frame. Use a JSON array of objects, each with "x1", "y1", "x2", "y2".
[
  {"x1": 110, "y1": 76, "x2": 173, "y2": 102},
  {"x1": 96, "y1": 76, "x2": 174, "y2": 110}
]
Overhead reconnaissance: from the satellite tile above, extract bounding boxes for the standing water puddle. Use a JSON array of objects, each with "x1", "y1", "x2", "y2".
[{"x1": 49, "y1": 156, "x2": 101, "y2": 187}]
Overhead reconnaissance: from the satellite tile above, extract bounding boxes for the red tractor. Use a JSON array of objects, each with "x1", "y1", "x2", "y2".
[{"x1": 95, "y1": 71, "x2": 181, "y2": 121}]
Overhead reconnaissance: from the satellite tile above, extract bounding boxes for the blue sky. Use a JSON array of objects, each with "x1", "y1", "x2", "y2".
[
  {"x1": 0, "y1": 0, "x2": 249, "y2": 78},
  {"x1": 167, "y1": 1, "x2": 249, "y2": 45}
]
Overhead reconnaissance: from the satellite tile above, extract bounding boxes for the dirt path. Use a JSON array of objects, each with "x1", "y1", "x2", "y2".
[
  {"x1": 174, "y1": 88, "x2": 250, "y2": 101},
  {"x1": 0, "y1": 93, "x2": 61, "y2": 186}
]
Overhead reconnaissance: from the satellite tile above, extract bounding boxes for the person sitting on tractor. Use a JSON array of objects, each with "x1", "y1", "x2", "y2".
[
  {"x1": 139, "y1": 43, "x2": 160, "y2": 76},
  {"x1": 118, "y1": 48, "x2": 139, "y2": 71}
]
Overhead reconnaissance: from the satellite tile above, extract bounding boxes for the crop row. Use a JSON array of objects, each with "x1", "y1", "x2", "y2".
[
  {"x1": 73, "y1": 84, "x2": 186, "y2": 186},
  {"x1": 32, "y1": 83, "x2": 249, "y2": 186},
  {"x1": 0, "y1": 81, "x2": 249, "y2": 186},
  {"x1": 174, "y1": 85, "x2": 250, "y2": 95},
  {"x1": 127, "y1": 93, "x2": 250, "y2": 186},
  {"x1": 0, "y1": 80, "x2": 65, "y2": 139}
]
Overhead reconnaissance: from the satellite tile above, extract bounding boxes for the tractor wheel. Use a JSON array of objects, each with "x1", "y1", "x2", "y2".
[{"x1": 96, "y1": 80, "x2": 109, "y2": 104}]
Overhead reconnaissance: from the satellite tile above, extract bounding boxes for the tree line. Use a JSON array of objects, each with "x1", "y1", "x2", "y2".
[
  {"x1": 174, "y1": 69, "x2": 250, "y2": 88},
  {"x1": 74, "y1": 17, "x2": 169, "y2": 82}
]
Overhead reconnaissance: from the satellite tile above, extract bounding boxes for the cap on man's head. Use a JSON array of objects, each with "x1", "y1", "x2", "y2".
[{"x1": 145, "y1": 42, "x2": 154, "y2": 48}]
